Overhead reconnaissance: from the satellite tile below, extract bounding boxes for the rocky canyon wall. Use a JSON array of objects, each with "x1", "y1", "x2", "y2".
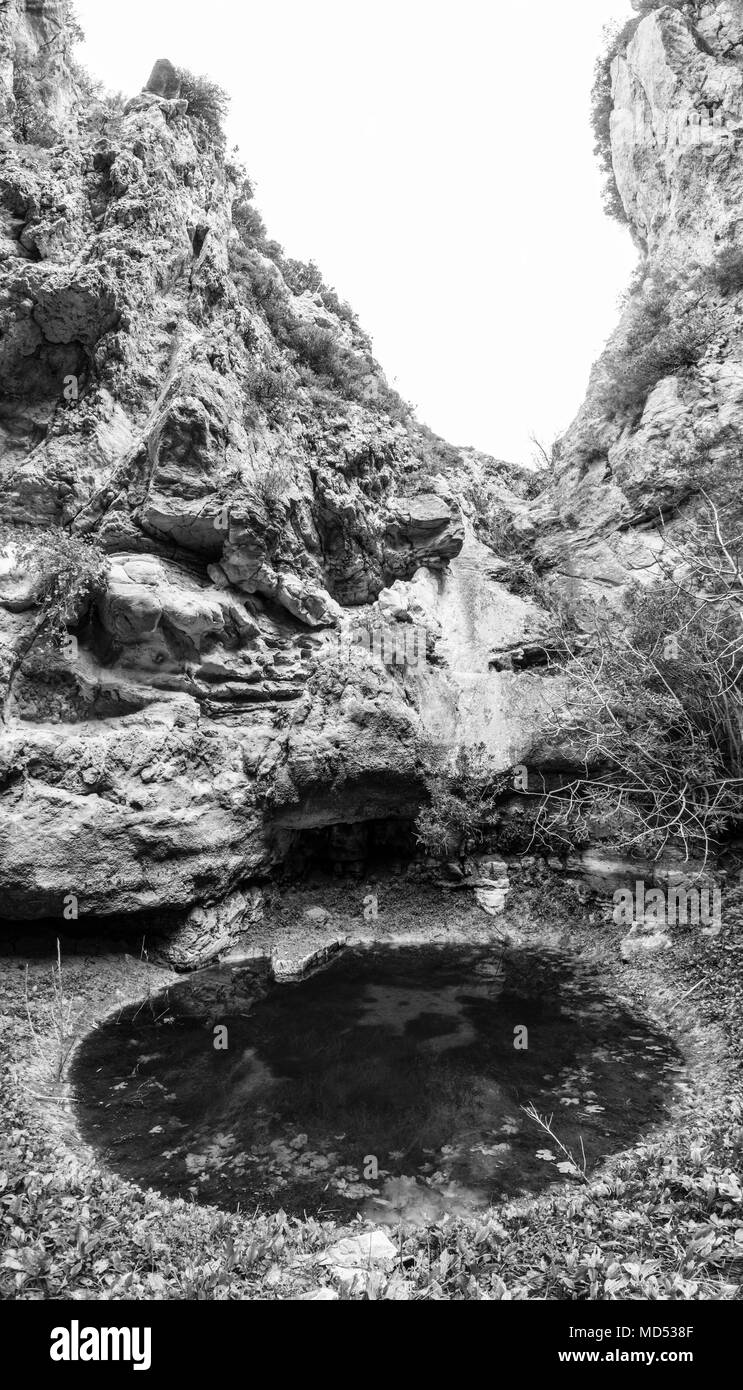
[
  {"x1": 525, "y1": 0, "x2": 743, "y2": 616},
  {"x1": 0, "y1": 2, "x2": 560, "y2": 930},
  {"x1": 3, "y1": 0, "x2": 739, "y2": 939}
]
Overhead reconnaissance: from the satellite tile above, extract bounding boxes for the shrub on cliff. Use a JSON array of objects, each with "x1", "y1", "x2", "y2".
[
  {"x1": 415, "y1": 743, "x2": 507, "y2": 858},
  {"x1": 26, "y1": 533, "x2": 108, "y2": 635},
  {"x1": 595, "y1": 275, "x2": 715, "y2": 418},
  {"x1": 533, "y1": 510, "x2": 743, "y2": 860},
  {"x1": 249, "y1": 457, "x2": 295, "y2": 507},
  {"x1": 243, "y1": 362, "x2": 291, "y2": 424},
  {"x1": 281, "y1": 257, "x2": 362, "y2": 336},
  {"x1": 84, "y1": 89, "x2": 127, "y2": 141},
  {"x1": 0, "y1": 533, "x2": 108, "y2": 719},
  {"x1": 281, "y1": 259, "x2": 325, "y2": 297},
  {"x1": 12, "y1": 71, "x2": 58, "y2": 147},
  {"x1": 232, "y1": 199, "x2": 269, "y2": 247},
  {"x1": 177, "y1": 69, "x2": 229, "y2": 144},
  {"x1": 230, "y1": 228, "x2": 406, "y2": 417},
  {"x1": 712, "y1": 244, "x2": 743, "y2": 297}
]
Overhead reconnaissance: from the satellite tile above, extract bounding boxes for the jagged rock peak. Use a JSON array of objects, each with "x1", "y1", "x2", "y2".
[{"x1": 145, "y1": 59, "x2": 181, "y2": 100}]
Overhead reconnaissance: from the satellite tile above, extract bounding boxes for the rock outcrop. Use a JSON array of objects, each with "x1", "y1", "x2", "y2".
[
  {"x1": 5, "y1": 1, "x2": 737, "y2": 940},
  {"x1": 0, "y1": 1, "x2": 548, "y2": 930},
  {"x1": 526, "y1": 0, "x2": 743, "y2": 616}
]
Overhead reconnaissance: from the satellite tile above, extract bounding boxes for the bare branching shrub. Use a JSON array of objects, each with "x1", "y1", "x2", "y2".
[
  {"x1": 24, "y1": 942, "x2": 84, "y2": 1085},
  {"x1": 528, "y1": 434, "x2": 562, "y2": 492},
  {"x1": 530, "y1": 499, "x2": 743, "y2": 864},
  {"x1": 250, "y1": 458, "x2": 295, "y2": 507}
]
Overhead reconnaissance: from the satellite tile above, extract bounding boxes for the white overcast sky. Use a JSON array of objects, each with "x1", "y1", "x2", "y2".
[{"x1": 73, "y1": 0, "x2": 638, "y2": 465}]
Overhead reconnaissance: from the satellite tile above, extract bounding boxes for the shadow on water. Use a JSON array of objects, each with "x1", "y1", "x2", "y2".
[{"x1": 71, "y1": 944, "x2": 684, "y2": 1223}]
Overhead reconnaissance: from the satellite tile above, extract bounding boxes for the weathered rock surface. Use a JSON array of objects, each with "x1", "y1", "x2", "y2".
[
  {"x1": 5, "y1": 2, "x2": 735, "y2": 934},
  {"x1": 526, "y1": 1, "x2": 743, "y2": 618},
  {"x1": 0, "y1": 0, "x2": 79, "y2": 140},
  {"x1": 1, "y1": 2, "x2": 526, "y2": 927},
  {"x1": 155, "y1": 887, "x2": 264, "y2": 970}
]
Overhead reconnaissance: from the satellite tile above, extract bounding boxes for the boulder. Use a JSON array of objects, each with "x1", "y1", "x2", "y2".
[
  {"x1": 145, "y1": 59, "x2": 181, "y2": 100},
  {"x1": 475, "y1": 884, "x2": 509, "y2": 917},
  {"x1": 304, "y1": 906, "x2": 331, "y2": 925},
  {"x1": 322, "y1": 1234, "x2": 397, "y2": 1273},
  {"x1": 154, "y1": 889, "x2": 263, "y2": 971},
  {"x1": 467, "y1": 855, "x2": 510, "y2": 915},
  {"x1": 271, "y1": 938, "x2": 346, "y2": 983}
]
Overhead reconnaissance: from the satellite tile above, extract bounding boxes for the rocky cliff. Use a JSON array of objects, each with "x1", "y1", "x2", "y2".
[
  {"x1": 0, "y1": 2, "x2": 562, "y2": 935},
  {"x1": 4, "y1": 0, "x2": 738, "y2": 944},
  {"x1": 525, "y1": 0, "x2": 743, "y2": 614}
]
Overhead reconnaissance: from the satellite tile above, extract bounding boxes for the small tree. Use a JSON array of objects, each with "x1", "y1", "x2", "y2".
[
  {"x1": 176, "y1": 68, "x2": 229, "y2": 144},
  {"x1": 12, "y1": 71, "x2": 58, "y2": 147},
  {"x1": 281, "y1": 258, "x2": 325, "y2": 297},
  {"x1": 415, "y1": 742, "x2": 507, "y2": 858},
  {"x1": 0, "y1": 533, "x2": 108, "y2": 720}
]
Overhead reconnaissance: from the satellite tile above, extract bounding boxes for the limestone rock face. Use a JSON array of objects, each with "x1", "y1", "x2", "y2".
[
  {"x1": 613, "y1": 6, "x2": 743, "y2": 261},
  {"x1": 0, "y1": 704, "x2": 268, "y2": 917},
  {"x1": 528, "y1": 1, "x2": 743, "y2": 616},
  {"x1": 0, "y1": 0, "x2": 79, "y2": 140},
  {"x1": 0, "y1": 6, "x2": 482, "y2": 924}
]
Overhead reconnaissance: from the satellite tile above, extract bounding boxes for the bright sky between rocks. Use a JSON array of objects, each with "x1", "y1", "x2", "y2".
[{"x1": 74, "y1": 0, "x2": 638, "y2": 466}]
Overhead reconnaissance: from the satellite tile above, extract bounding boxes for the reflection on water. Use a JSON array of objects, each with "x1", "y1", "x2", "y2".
[{"x1": 72, "y1": 944, "x2": 683, "y2": 1223}]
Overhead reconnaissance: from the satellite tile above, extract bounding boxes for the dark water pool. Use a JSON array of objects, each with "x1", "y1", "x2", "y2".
[{"x1": 72, "y1": 944, "x2": 683, "y2": 1222}]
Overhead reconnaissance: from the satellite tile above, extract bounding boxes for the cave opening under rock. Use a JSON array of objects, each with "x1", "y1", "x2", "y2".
[{"x1": 278, "y1": 817, "x2": 421, "y2": 879}]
